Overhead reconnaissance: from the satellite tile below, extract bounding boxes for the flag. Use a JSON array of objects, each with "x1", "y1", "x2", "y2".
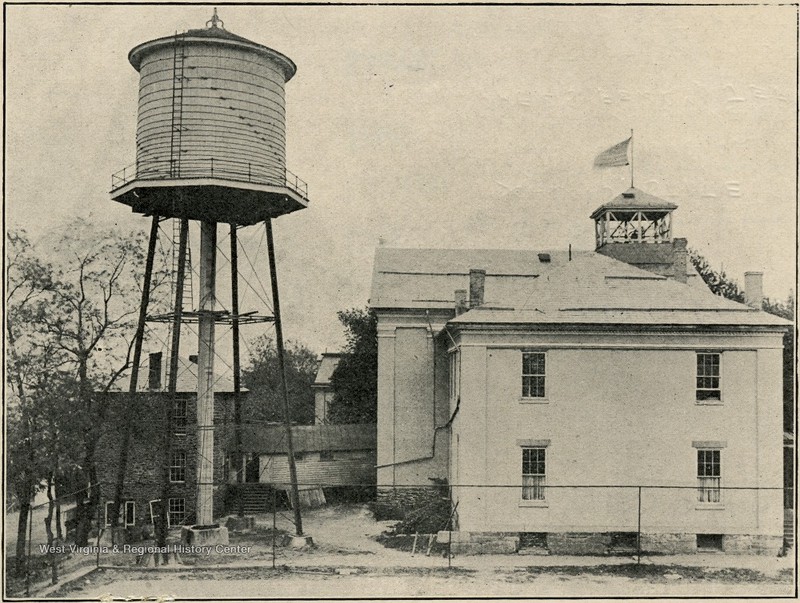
[{"x1": 594, "y1": 137, "x2": 631, "y2": 168}]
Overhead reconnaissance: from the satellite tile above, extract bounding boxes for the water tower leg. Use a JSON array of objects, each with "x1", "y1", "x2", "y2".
[
  {"x1": 158, "y1": 217, "x2": 188, "y2": 558},
  {"x1": 265, "y1": 219, "x2": 307, "y2": 542},
  {"x1": 113, "y1": 214, "x2": 160, "y2": 532}
]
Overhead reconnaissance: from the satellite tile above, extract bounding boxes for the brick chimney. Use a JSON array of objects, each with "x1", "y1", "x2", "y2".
[
  {"x1": 469, "y1": 269, "x2": 486, "y2": 308},
  {"x1": 672, "y1": 238, "x2": 688, "y2": 284},
  {"x1": 455, "y1": 289, "x2": 468, "y2": 315},
  {"x1": 148, "y1": 351, "x2": 162, "y2": 391},
  {"x1": 744, "y1": 272, "x2": 763, "y2": 309}
]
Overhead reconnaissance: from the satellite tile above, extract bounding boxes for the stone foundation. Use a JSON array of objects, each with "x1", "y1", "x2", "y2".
[
  {"x1": 548, "y1": 532, "x2": 611, "y2": 555},
  {"x1": 722, "y1": 534, "x2": 783, "y2": 555},
  {"x1": 441, "y1": 531, "x2": 782, "y2": 556},
  {"x1": 446, "y1": 531, "x2": 519, "y2": 555},
  {"x1": 640, "y1": 532, "x2": 696, "y2": 554}
]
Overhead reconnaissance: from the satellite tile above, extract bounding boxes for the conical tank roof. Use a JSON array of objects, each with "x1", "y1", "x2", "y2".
[{"x1": 128, "y1": 21, "x2": 296, "y2": 81}]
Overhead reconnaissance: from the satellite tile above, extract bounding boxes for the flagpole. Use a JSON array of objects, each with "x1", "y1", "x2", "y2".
[
  {"x1": 631, "y1": 128, "x2": 633, "y2": 188},
  {"x1": 630, "y1": 128, "x2": 634, "y2": 188}
]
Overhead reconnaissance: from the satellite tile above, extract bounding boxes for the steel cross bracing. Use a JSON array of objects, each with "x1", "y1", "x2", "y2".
[{"x1": 148, "y1": 309, "x2": 274, "y2": 325}]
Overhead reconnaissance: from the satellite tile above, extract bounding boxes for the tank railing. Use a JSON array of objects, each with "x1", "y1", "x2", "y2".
[{"x1": 111, "y1": 158, "x2": 309, "y2": 201}]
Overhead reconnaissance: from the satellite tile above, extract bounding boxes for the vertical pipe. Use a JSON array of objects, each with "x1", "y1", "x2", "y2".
[
  {"x1": 637, "y1": 485, "x2": 642, "y2": 564},
  {"x1": 196, "y1": 221, "x2": 217, "y2": 526},
  {"x1": 272, "y1": 488, "x2": 277, "y2": 570},
  {"x1": 265, "y1": 219, "x2": 303, "y2": 536},
  {"x1": 114, "y1": 215, "x2": 160, "y2": 526},
  {"x1": 230, "y1": 224, "x2": 244, "y2": 518}
]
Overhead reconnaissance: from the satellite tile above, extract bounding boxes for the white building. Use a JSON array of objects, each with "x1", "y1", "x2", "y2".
[{"x1": 370, "y1": 188, "x2": 790, "y2": 554}]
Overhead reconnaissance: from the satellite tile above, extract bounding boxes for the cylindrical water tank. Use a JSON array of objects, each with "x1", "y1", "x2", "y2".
[{"x1": 129, "y1": 24, "x2": 296, "y2": 186}]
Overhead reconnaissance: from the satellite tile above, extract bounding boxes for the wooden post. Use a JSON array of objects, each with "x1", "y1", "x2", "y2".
[
  {"x1": 113, "y1": 215, "x2": 160, "y2": 527},
  {"x1": 265, "y1": 219, "x2": 303, "y2": 536},
  {"x1": 272, "y1": 488, "x2": 277, "y2": 570},
  {"x1": 637, "y1": 486, "x2": 642, "y2": 564}
]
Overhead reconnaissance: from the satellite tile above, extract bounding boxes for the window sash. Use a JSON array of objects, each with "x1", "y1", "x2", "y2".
[
  {"x1": 168, "y1": 498, "x2": 185, "y2": 525},
  {"x1": 522, "y1": 475, "x2": 546, "y2": 501},
  {"x1": 522, "y1": 448, "x2": 546, "y2": 500},
  {"x1": 697, "y1": 450, "x2": 721, "y2": 503},
  {"x1": 170, "y1": 450, "x2": 186, "y2": 483},
  {"x1": 104, "y1": 502, "x2": 114, "y2": 527},
  {"x1": 696, "y1": 353, "x2": 721, "y2": 400},
  {"x1": 522, "y1": 352, "x2": 546, "y2": 398},
  {"x1": 124, "y1": 501, "x2": 136, "y2": 526},
  {"x1": 172, "y1": 399, "x2": 188, "y2": 436}
]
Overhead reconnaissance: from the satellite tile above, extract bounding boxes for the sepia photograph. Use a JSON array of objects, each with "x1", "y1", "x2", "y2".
[{"x1": 3, "y1": 2, "x2": 797, "y2": 599}]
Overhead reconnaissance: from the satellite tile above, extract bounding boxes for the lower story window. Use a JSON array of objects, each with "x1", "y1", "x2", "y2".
[
  {"x1": 169, "y1": 498, "x2": 186, "y2": 526},
  {"x1": 522, "y1": 447, "x2": 546, "y2": 500},
  {"x1": 697, "y1": 449, "x2": 721, "y2": 503},
  {"x1": 105, "y1": 500, "x2": 135, "y2": 527},
  {"x1": 124, "y1": 501, "x2": 136, "y2": 527}
]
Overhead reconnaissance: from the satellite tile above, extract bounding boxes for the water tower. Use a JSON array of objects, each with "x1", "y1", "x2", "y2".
[{"x1": 110, "y1": 10, "x2": 308, "y2": 544}]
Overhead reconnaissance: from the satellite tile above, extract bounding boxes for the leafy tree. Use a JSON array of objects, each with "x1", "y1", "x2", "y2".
[
  {"x1": 6, "y1": 230, "x2": 59, "y2": 574},
  {"x1": 690, "y1": 249, "x2": 795, "y2": 432},
  {"x1": 328, "y1": 308, "x2": 378, "y2": 424},
  {"x1": 241, "y1": 335, "x2": 318, "y2": 425},
  {"x1": 6, "y1": 222, "x2": 170, "y2": 546}
]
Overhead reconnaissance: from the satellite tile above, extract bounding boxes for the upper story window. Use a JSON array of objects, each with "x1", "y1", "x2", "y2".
[
  {"x1": 170, "y1": 450, "x2": 187, "y2": 483},
  {"x1": 172, "y1": 398, "x2": 187, "y2": 436},
  {"x1": 522, "y1": 352, "x2": 546, "y2": 398},
  {"x1": 696, "y1": 353, "x2": 721, "y2": 401}
]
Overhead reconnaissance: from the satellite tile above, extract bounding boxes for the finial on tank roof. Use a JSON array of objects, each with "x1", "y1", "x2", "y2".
[{"x1": 206, "y1": 7, "x2": 224, "y2": 29}]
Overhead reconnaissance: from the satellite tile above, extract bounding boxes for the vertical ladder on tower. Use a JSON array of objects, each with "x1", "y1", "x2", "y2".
[
  {"x1": 166, "y1": 218, "x2": 193, "y2": 388},
  {"x1": 165, "y1": 33, "x2": 187, "y2": 389},
  {"x1": 169, "y1": 33, "x2": 185, "y2": 178}
]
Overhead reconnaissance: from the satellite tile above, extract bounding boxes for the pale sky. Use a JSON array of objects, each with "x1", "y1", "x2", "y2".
[{"x1": 6, "y1": 4, "x2": 797, "y2": 359}]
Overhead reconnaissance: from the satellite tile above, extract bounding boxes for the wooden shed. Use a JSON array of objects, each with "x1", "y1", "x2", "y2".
[{"x1": 234, "y1": 424, "x2": 376, "y2": 506}]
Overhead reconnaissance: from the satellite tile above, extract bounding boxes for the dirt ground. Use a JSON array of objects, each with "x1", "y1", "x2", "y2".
[
  {"x1": 48, "y1": 563, "x2": 796, "y2": 599},
  {"x1": 30, "y1": 504, "x2": 799, "y2": 599}
]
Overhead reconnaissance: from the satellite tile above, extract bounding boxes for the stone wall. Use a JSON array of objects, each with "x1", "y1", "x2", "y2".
[{"x1": 95, "y1": 391, "x2": 236, "y2": 528}]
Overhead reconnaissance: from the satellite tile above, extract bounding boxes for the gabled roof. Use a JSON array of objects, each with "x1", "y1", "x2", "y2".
[
  {"x1": 590, "y1": 187, "x2": 678, "y2": 219},
  {"x1": 238, "y1": 423, "x2": 377, "y2": 454},
  {"x1": 313, "y1": 353, "x2": 342, "y2": 387},
  {"x1": 449, "y1": 252, "x2": 790, "y2": 328},
  {"x1": 370, "y1": 247, "x2": 575, "y2": 310}
]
